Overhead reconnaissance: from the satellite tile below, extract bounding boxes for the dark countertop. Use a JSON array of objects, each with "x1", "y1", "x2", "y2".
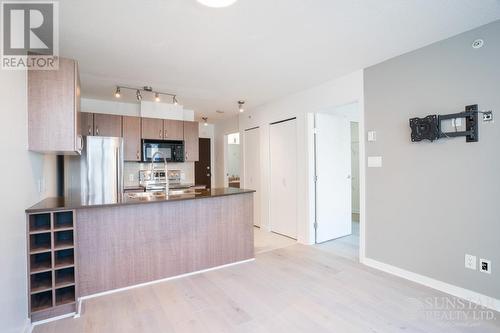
[{"x1": 26, "y1": 188, "x2": 255, "y2": 213}]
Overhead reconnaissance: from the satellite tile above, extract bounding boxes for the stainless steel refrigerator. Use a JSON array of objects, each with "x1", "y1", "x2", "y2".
[{"x1": 65, "y1": 136, "x2": 124, "y2": 205}]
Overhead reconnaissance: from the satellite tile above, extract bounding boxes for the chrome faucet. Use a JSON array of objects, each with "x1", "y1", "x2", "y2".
[{"x1": 151, "y1": 151, "x2": 169, "y2": 193}]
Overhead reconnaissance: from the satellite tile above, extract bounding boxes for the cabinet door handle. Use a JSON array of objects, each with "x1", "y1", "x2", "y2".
[
  {"x1": 88, "y1": 126, "x2": 92, "y2": 135},
  {"x1": 159, "y1": 130, "x2": 162, "y2": 138},
  {"x1": 96, "y1": 127, "x2": 99, "y2": 136},
  {"x1": 137, "y1": 151, "x2": 140, "y2": 160}
]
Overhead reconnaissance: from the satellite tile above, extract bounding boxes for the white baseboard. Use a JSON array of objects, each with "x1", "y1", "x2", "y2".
[
  {"x1": 80, "y1": 258, "x2": 255, "y2": 301},
  {"x1": 31, "y1": 313, "x2": 76, "y2": 328},
  {"x1": 22, "y1": 318, "x2": 32, "y2": 333},
  {"x1": 25, "y1": 258, "x2": 255, "y2": 329},
  {"x1": 362, "y1": 257, "x2": 500, "y2": 312}
]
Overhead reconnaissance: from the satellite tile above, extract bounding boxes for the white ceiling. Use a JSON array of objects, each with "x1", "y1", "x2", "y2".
[{"x1": 59, "y1": 0, "x2": 500, "y2": 121}]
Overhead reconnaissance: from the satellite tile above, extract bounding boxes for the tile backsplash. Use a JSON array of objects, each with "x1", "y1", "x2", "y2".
[{"x1": 124, "y1": 162, "x2": 195, "y2": 187}]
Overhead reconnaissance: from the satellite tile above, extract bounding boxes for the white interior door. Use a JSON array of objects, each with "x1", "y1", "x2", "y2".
[
  {"x1": 315, "y1": 113, "x2": 352, "y2": 243},
  {"x1": 244, "y1": 128, "x2": 261, "y2": 227},
  {"x1": 270, "y1": 119, "x2": 297, "y2": 239}
]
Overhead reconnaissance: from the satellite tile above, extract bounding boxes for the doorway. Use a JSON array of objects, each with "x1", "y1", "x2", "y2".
[
  {"x1": 313, "y1": 103, "x2": 360, "y2": 260},
  {"x1": 195, "y1": 138, "x2": 211, "y2": 189},
  {"x1": 224, "y1": 132, "x2": 241, "y2": 188},
  {"x1": 243, "y1": 127, "x2": 261, "y2": 227}
]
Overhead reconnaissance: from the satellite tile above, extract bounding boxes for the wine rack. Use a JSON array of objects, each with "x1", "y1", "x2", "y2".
[{"x1": 27, "y1": 210, "x2": 77, "y2": 321}]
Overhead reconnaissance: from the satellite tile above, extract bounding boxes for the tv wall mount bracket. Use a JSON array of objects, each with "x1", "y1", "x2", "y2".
[{"x1": 409, "y1": 104, "x2": 480, "y2": 143}]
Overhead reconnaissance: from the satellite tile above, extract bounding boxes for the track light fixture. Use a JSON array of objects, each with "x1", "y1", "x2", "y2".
[
  {"x1": 114, "y1": 85, "x2": 178, "y2": 104},
  {"x1": 238, "y1": 100, "x2": 245, "y2": 113},
  {"x1": 202, "y1": 117, "x2": 208, "y2": 126}
]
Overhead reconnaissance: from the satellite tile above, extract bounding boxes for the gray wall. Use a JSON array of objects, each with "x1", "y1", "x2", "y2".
[{"x1": 364, "y1": 20, "x2": 500, "y2": 299}]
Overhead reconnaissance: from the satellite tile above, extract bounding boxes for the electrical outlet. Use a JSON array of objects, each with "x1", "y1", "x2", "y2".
[
  {"x1": 482, "y1": 111, "x2": 493, "y2": 122},
  {"x1": 367, "y1": 131, "x2": 377, "y2": 142},
  {"x1": 479, "y1": 259, "x2": 491, "y2": 274},
  {"x1": 465, "y1": 254, "x2": 477, "y2": 270}
]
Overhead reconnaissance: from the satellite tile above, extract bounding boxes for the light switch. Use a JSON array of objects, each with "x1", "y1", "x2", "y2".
[
  {"x1": 368, "y1": 156, "x2": 382, "y2": 168},
  {"x1": 367, "y1": 131, "x2": 377, "y2": 142}
]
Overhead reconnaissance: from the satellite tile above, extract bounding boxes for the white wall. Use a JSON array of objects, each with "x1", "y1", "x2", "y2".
[
  {"x1": 81, "y1": 98, "x2": 194, "y2": 121},
  {"x1": 0, "y1": 71, "x2": 57, "y2": 333},
  {"x1": 238, "y1": 70, "x2": 364, "y2": 244}
]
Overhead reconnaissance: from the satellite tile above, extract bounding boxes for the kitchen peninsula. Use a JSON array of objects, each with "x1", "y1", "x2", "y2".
[{"x1": 25, "y1": 188, "x2": 254, "y2": 321}]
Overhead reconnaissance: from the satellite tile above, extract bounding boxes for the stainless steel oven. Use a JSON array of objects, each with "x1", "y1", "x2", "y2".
[{"x1": 142, "y1": 140, "x2": 184, "y2": 162}]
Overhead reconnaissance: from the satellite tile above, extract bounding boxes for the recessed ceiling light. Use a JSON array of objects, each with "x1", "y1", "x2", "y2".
[
  {"x1": 197, "y1": 0, "x2": 238, "y2": 8},
  {"x1": 472, "y1": 39, "x2": 484, "y2": 49},
  {"x1": 216, "y1": 110, "x2": 225, "y2": 114}
]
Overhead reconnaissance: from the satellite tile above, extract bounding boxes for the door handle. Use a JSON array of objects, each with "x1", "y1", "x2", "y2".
[{"x1": 96, "y1": 127, "x2": 99, "y2": 136}]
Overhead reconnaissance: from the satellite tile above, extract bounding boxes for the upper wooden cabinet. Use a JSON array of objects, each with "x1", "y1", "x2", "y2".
[
  {"x1": 94, "y1": 114, "x2": 122, "y2": 137},
  {"x1": 142, "y1": 118, "x2": 163, "y2": 140},
  {"x1": 163, "y1": 120, "x2": 184, "y2": 141},
  {"x1": 28, "y1": 57, "x2": 83, "y2": 154},
  {"x1": 183, "y1": 121, "x2": 199, "y2": 162},
  {"x1": 123, "y1": 116, "x2": 141, "y2": 161},
  {"x1": 81, "y1": 112, "x2": 94, "y2": 136}
]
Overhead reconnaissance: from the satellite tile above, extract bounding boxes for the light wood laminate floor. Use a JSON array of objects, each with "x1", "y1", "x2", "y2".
[{"x1": 34, "y1": 241, "x2": 499, "y2": 333}]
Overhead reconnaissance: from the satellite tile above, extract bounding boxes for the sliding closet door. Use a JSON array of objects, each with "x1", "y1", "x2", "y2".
[
  {"x1": 244, "y1": 127, "x2": 261, "y2": 227},
  {"x1": 270, "y1": 119, "x2": 297, "y2": 239}
]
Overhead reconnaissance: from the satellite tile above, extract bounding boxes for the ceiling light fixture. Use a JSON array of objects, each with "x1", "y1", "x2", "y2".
[
  {"x1": 238, "y1": 100, "x2": 245, "y2": 113},
  {"x1": 472, "y1": 39, "x2": 484, "y2": 49},
  {"x1": 114, "y1": 85, "x2": 178, "y2": 104},
  {"x1": 202, "y1": 117, "x2": 208, "y2": 126},
  {"x1": 197, "y1": 0, "x2": 238, "y2": 8}
]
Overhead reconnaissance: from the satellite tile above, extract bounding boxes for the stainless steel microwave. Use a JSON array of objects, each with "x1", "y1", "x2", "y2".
[{"x1": 142, "y1": 140, "x2": 184, "y2": 162}]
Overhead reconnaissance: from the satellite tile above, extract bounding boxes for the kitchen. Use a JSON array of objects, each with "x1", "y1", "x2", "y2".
[{"x1": 25, "y1": 57, "x2": 255, "y2": 322}]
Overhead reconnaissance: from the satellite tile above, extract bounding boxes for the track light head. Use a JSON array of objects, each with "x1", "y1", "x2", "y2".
[
  {"x1": 155, "y1": 92, "x2": 160, "y2": 102},
  {"x1": 115, "y1": 87, "x2": 121, "y2": 98},
  {"x1": 136, "y1": 89, "x2": 142, "y2": 101},
  {"x1": 173, "y1": 96, "x2": 179, "y2": 105},
  {"x1": 202, "y1": 117, "x2": 208, "y2": 126},
  {"x1": 238, "y1": 100, "x2": 245, "y2": 113}
]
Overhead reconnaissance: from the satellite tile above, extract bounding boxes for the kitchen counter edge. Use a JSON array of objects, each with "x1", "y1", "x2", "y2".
[{"x1": 26, "y1": 188, "x2": 256, "y2": 213}]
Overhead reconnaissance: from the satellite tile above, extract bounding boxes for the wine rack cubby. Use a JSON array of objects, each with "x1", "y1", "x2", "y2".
[{"x1": 26, "y1": 210, "x2": 77, "y2": 321}]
